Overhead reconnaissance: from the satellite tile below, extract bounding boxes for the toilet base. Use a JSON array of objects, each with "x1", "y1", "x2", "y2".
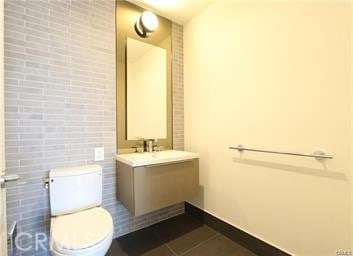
[{"x1": 50, "y1": 232, "x2": 113, "y2": 256}]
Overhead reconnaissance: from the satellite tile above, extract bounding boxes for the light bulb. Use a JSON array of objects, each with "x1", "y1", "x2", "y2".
[
  {"x1": 135, "y1": 11, "x2": 159, "y2": 38},
  {"x1": 141, "y1": 11, "x2": 159, "y2": 32}
]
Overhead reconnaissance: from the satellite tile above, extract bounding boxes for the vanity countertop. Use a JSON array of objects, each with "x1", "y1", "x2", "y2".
[{"x1": 116, "y1": 150, "x2": 199, "y2": 167}]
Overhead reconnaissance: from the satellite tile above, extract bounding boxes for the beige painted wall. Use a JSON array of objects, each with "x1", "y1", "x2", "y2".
[
  {"x1": 351, "y1": 3, "x2": 353, "y2": 251},
  {"x1": 184, "y1": 2, "x2": 352, "y2": 255}
]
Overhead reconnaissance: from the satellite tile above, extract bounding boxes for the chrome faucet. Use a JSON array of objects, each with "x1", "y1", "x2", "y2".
[
  {"x1": 143, "y1": 139, "x2": 155, "y2": 152},
  {"x1": 134, "y1": 138, "x2": 158, "y2": 152}
]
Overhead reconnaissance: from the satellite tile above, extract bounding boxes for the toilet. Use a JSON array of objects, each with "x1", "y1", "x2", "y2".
[{"x1": 49, "y1": 165, "x2": 114, "y2": 256}]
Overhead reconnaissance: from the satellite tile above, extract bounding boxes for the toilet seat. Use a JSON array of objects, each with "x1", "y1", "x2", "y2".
[
  {"x1": 50, "y1": 207, "x2": 113, "y2": 256},
  {"x1": 50, "y1": 231, "x2": 113, "y2": 256}
]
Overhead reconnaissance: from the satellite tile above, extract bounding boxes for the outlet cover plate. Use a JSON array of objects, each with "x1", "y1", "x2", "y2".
[{"x1": 94, "y1": 147, "x2": 104, "y2": 161}]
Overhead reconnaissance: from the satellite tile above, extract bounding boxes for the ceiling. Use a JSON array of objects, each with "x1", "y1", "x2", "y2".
[{"x1": 127, "y1": 0, "x2": 213, "y2": 24}]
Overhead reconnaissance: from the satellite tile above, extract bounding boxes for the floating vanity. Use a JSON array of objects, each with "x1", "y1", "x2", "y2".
[
  {"x1": 116, "y1": 150, "x2": 199, "y2": 216},
  {"x1": 115, "y1": 3, "x2": 198, "y2": 216}
]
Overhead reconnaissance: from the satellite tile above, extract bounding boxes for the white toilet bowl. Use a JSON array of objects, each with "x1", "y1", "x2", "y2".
[
  {"x1": 49, "y1": 165, "x2": 114, "y2": 256},
  {"x1": 50, "y1": 207, "x2": 113, "y2": 256}
]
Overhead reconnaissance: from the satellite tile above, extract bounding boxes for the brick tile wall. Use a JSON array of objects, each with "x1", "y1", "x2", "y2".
[
  {"x1": 4, "y1": 1, "x2": 184, "y2": 255},
  {"x1": 172, "y1": 23, "x2": 184, "y2": 150}
]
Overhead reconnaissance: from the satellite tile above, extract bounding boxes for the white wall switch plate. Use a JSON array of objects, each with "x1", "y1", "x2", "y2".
[{"x1": 94, "y1": 147, "x2": 104, "y2": 161}]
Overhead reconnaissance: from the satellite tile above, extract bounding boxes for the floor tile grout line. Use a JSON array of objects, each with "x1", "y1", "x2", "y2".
[
  {"x1": 165, "y1": 243, "x2": 178, "y2": 256},
  {"x1": 147, "y1": 226, "x2": 178, "y2": 255},
  {"x1": 179, "y1": 233, "x2": 220, "y2": 256}
]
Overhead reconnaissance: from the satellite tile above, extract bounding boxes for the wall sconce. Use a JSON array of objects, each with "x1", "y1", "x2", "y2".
[{"x1": 135, "y1": 11, "x2": 159, "y2": 38}]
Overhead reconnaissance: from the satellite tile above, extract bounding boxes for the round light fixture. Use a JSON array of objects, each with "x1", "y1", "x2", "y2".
[{"x1": 135, "y1": 11, "x2": 159, "y2": 38}]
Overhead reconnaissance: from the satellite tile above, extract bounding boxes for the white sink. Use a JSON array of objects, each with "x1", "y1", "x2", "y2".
[{"x1": 116, "y1": 150, "x2": 199, "y2": 167}]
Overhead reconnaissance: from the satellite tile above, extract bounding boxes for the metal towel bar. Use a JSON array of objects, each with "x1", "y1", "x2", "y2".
[{"x1": 229, "y1": 144, "x2": 333, "y2": 160}]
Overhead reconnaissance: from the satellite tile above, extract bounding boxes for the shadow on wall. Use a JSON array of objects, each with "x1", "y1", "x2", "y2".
[
  {"x1": 193, "y1": 185, "x2": 205, "y2": 209},
  {"x1": 232, "y1": 157, "x2": 347, "y2": 181}
]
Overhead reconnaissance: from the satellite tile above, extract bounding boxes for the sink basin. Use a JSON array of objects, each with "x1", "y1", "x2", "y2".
[{"x1": 116, "y1": 150, "x2": 199, "y2": 167}]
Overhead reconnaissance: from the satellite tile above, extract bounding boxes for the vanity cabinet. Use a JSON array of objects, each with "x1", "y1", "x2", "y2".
[{"x1": 117, "y1": 159, "x2": 199, "y2": 216}]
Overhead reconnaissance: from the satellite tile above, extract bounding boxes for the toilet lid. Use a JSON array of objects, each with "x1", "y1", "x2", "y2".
[{"x1": 51, "y1": 207, "x2": 113, "y2": 250}]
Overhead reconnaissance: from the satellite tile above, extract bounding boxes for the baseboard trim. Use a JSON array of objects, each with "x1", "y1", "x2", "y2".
[{"x1": 185, "y1": 202, "x2": 291, "y2": 256}]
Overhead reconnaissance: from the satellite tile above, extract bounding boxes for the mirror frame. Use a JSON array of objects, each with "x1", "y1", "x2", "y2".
[{"x1": 117, "y1": 1, "x2": 173, "y2": 152}]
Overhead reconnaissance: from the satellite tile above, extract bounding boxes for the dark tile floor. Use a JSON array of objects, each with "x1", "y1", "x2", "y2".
[{"x1": 107, "y1": 214, "x2": 257, "y2": 256}]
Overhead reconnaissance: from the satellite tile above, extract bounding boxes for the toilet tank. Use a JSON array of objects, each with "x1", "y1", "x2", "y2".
[{"x1": 49, "y1": 165, "x2": 102, "y2": 216}]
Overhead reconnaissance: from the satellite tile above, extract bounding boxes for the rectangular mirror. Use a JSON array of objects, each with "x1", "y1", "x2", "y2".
[
  {"x1": 126, "y1": 38, "x2": 167, "y2": 140},
  {"x1": 116, "y1": 1, "x2": 172, "y2": 152}
]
